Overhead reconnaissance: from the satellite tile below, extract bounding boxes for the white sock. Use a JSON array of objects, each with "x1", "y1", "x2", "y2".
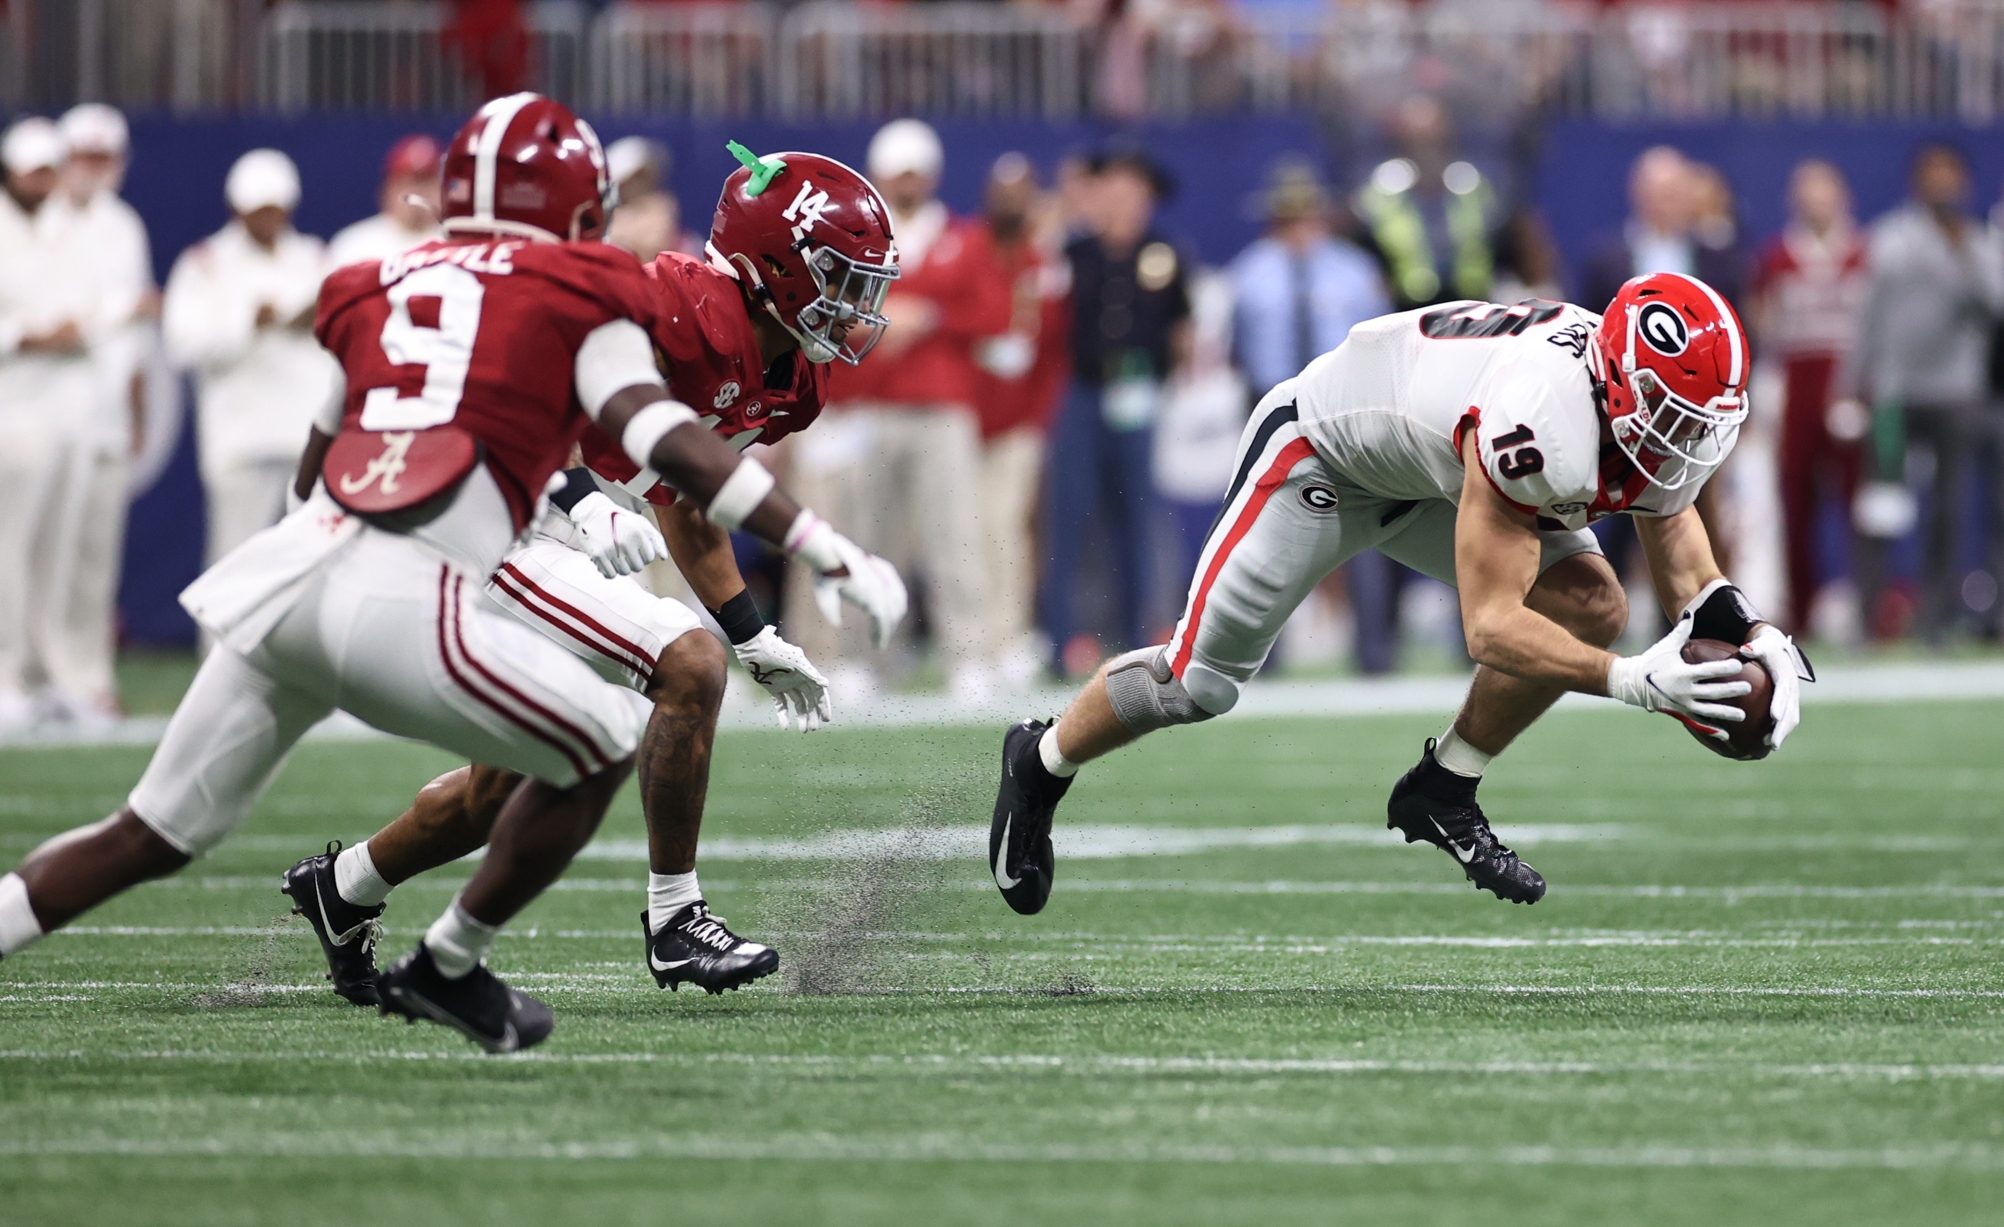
[
  {"x1": 648, "y1": 871, "x2": 703, "y2": 931},
  {"x1": 423, "y1": 898, "x2": 499, "y2": 979},
  {"x1": 1038, "y1": 727, "x2": 1079, "y2": 778},
  {"x1": 334, "y1": 841, "x2": 392, "y2": 907},
  {"x1": 1434, "y1": 727, "x2": 1493, "y2": 778},
  {"x1": 0, "y1": 873, "x2": 43, "y2": 958}
]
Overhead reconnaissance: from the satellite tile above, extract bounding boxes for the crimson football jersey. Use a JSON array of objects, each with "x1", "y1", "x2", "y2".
[
  {"x1": 316, "y1": 238, "x2": 660, "y2": 531},
  {"x1": 579, "y1": 251, "x2": 827, "y2": 506}
]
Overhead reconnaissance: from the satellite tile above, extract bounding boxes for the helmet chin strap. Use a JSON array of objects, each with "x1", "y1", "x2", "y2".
[{"x1": 767, "y1": 297, "x2": 837, "y2": 364}]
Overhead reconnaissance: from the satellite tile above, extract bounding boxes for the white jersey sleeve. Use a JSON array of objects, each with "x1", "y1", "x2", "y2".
[{"x1": 1469, "y1": 367, "x2": 1598, "y2": 519}]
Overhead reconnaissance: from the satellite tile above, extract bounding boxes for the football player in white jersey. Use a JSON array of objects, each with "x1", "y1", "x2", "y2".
[{"x1": 990, "y1": 273, "x2": 1812, "y2": 911}]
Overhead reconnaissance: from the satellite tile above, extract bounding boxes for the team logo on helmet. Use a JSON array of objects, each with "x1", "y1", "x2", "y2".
[{"x1": 1637, "y1": 301, "x2": 1689, "y2": 357}]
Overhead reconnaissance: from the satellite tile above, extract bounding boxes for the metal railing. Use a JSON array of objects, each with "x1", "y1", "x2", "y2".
[
  {"x1": 773, "y1": 1, "x2": 1086, "y2": 120},
  {"x1": 1589, "y1": 2, "x2": 1945, "y2": 120},
  {"x1": 259, "y1": 0, "x2": 588, "y2": 112},
  {"x1": 589, "y1": 3, "x2": 777, "y2": 117},
  {"x1": 35, "y1": 0, "x2": 2004, "y2": 122},
  {"x1": 71, "y1": 0, "x2": 257, "y2": 112}
]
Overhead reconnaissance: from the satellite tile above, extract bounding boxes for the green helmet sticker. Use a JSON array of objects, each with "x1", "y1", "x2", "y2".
[{"x1": 727, "y1": 140, "x2": 786, "y2": 197}]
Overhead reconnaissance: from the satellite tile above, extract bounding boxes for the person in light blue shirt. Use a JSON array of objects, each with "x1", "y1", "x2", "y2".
[
  {"x1": 1228, "y1": 161, "x2": 1399, "y2": 673},
  {"x1": 1230, "y1": 161, "x2": 1391, "y2": 399}
]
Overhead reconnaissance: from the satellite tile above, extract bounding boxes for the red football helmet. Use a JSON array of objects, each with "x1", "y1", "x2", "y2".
[
  {"x1": 705, "y1": 143, "x2": 899, "y2": 365},
  {"x1": 1590, "y1": 272, "x2": 1750, "y2": 491},
  {"x1": 440, "y1": 93, "x2": 610, "y2": 244}
]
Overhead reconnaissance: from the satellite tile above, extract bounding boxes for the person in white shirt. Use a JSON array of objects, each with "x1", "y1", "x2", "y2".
[
  {"x1": 38, "y1": 104, "x2": 156, "y2": 725},
  {"x1": 163, "y1": 148, "x2": 340, "y2": 567},
  {"x1": 326, "y1": 134, "x2": 443, "y2": 269},
  {"x1": 0, "y1": 118, "x2": 102, "y2": 732}
]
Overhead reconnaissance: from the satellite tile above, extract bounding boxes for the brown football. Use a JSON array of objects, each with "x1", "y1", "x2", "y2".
[{"x1": 1677, "y1": 638, "x2": 1773, "y2": 761}]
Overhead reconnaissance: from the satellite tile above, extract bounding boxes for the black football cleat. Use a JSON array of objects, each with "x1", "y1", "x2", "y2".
[
  {"x1": 1386, "y1": 738, "x2": 1547, "y2": 904},
  {"x1": 377, "y1": 944, "x2": 553, "y2": 1053},
  {"x1": 281, "y1": 840, "x2": 385, "y2": 1006},
  {"x1": 643, "y1": 902, "x2": 778, "y2": 994},
  {"x1": 989, "y1": 718, "x2": 1072, "y2": 915}
]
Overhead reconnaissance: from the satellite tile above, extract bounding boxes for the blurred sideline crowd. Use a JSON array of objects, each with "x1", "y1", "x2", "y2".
[{"x1": 3, "y1": 95, "x2": 2003, "y2": 728}]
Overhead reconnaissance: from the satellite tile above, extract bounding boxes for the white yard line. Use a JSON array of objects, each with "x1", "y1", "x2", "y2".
[
  {"x1": 1, "y1": 1132, "x2": 2001, "y2": 1171},
  {"x1": 42, "y1": 924, "x2": 1993, "y2": 950},
  {"x1": 7, "y1": 979, "x2": 2002, "y2": 999},
  {"x1": 109, "y1": 874, "x2": 2004, "y2": 899},
  {"x1": 6, "y1": 1048, "x2": 2004, "y2": 1081},
  {"x1": 13, "y1": 660, "x2": 2004, "y2": 747}
]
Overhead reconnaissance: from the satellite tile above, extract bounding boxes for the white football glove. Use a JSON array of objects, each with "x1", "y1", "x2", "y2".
[
  {"x1": 566, "y1": 490, "x2": 668, "y2": 579},
  {"x1": 734, "y1": 626, "x2": 832, "y2": 732},
  {"x1": 790, "y1": 516, "x2": 908, "y2": 650},
  {"x1": 1740, "y1": 624, "x2": 1810, "y2": 751},
  {"x1": 1606, "y1": 614, "x2": 1752, "y2": 728}
]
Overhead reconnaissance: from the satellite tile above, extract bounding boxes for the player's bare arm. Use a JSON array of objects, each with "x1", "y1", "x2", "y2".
[
  {"x1": 1634, "y1": 505, "x2": 1729, "y2": 616},
  {"x1": 656, "y1": 490, "x2": 833, "y2": 732},
  {"x1": 596, "y1": 385, "x2": 907, "y2": 646},
  {"x1": 1453, "y1": 430, "x2": 1623, "y2": 695},
  {"x1": 293, "y1": 426, "x2": 333, "y2": 501},
  {"x1": 656, "y1": 495, "x2": 746, "y2": 608}
]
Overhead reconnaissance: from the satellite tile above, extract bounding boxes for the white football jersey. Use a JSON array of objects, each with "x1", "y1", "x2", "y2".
[{"x1": 1294, "y1": 300, "x2": 1715, "y2": 531}]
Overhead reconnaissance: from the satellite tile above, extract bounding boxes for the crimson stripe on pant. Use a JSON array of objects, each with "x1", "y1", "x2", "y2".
[
  {"x1": 447, "y1": 572, "x2": 622, "y2": 773},
  {"x1": 434, "y1": 568, "x2": 607, "y2": 779},
  {"x1": 490, "y1": 563, "x2": 656, "y2": 683},
  {"x1": 1169, "y1": 436, "x2": 1319, "y2": 679}
]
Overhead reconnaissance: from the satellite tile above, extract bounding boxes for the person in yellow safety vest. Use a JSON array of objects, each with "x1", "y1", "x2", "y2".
[{"x1": 1353, "y1": 95, "x2": 1500, "y2": 311}]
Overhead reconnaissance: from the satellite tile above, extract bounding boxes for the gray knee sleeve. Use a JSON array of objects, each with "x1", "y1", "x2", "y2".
[{"x1": 1103, "y1": 647, "x2": 1238, "y2": 734}]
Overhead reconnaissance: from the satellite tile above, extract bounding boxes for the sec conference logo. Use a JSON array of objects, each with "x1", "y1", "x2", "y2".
[
  {"x1": 714, "y1": 381, "x2": 741, "y2": 410},
  {"x1": 1299, "y1": 484, "x2": 1339, "y2": 512},
  {"x1": 1637, "y1": 301, "x2": 1689, "y2": 356}
]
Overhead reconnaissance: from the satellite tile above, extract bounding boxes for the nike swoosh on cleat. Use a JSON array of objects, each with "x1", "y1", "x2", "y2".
[
  {"x1": 649, "y1": 952, "x2": 697, "y2": 972},
  {"x1": 993, "y1": 814, "x2": 1022, "y2": 890},
  {"x1": 1428, "y1": 817, "x2": 1479, "y2": 865}
]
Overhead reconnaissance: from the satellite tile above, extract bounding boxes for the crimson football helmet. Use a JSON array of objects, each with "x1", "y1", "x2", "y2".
[
  {"x1": 440, "y1": 93, "x2": 611, "y2": 244},
  {"x1": 1590, "y1": 272, "x2": 1750, "y2": 491},
  {"x1": 706, "y1": 143, "x2": 899, "y2": 365}
]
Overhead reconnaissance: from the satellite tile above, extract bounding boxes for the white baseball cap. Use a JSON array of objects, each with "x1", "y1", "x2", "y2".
[
  {"x1": 226, "y1": 148, "x2": 301, "y2": 213},
  {"x1": 867, "y1": 118, "x2": 943, "y2": 182},
  {"x1": 2, "y1": 117, "x2": 66, "y2": 176},
  {"x1": 59, "y1": 104, "x2": 129, "y2": 156},
  {"x1": 606, "y1": 135, "x2": 663, "y2": 187}
]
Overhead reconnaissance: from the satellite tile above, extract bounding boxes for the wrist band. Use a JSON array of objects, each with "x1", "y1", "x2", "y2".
[
  {"x1": 620, "y1": 399, "x2": 697, "y2": 470},
  {"x1": 783, "y1": 508, "x2": 822, "y2": 552},
  {"x1": 1686, "y1": 580, "x2": 1762, "y2": 645},
  {"x1": 707, "y1": 590, "x2": 767, "y2": 645},
  {"x1": 547, "y1": 467, "x2": 598, "y2": 514},
  {"x1": 783, "y1": 509, "x2": 844, "y2": 572},
  {"x1": 705, "y1": 457, "x2": 775, "y2": 531}
]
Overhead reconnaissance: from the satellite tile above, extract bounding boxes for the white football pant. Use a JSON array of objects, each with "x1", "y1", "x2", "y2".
[
  {"x1": 0, "y1": 368, "x2": 94, "y2": 705},
  {"x1": 485, "y1": 523, "x2": 704, "y2": 692},
  {"x1": 785, "y1": 405, "x2": 989, "y2": 669},
  {"x1": 41, "y1": 447, "x2": 128, "y2": 706},
  {"x1": 130, "y1": 527, "x2": 649, "y2": 857}
]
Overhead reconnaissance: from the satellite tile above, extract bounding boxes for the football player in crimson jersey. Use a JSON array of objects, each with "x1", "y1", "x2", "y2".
[
  {"x1": 0, "y1": 96, "x2": 906, "y2": 1054},
  {"x1": 283, "y1": 143, "x2": 903, "y2": 1002},
  {"x1": 990, "y1": 274, "x2": 1817, "y2": 915}
]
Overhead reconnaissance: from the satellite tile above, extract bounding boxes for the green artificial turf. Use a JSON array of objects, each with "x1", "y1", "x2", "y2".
[{"x1": 3, "y1": 701, "x2": 2003, "y2": 1225}]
